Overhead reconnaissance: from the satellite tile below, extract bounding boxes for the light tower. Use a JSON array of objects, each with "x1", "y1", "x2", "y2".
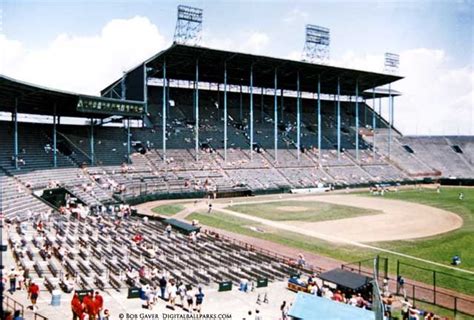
[
  {"x1": 384, "y1": 52, "x2": 400, "y2": 74},
  {"x1": 302, "y1": 24, "x2": 330, "y2": 64},
  {"x1": 173, "y1": 5, "x2": 203, "y2": 46}
]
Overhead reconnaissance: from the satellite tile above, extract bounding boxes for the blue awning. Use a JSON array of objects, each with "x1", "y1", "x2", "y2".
[{"x1": 288, "y1": 292, "x2": 375, "y2": 320}]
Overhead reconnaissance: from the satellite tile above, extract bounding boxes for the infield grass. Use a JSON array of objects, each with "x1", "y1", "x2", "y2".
[
  {"x1": 151, "y1": 203, "x2": 185, "y2": 216},
  {"x1": 227, "y1": 200, "x2": 381, "y2": 222}
]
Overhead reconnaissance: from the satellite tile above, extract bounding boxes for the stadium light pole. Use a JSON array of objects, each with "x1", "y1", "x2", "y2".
[
  {"x1": 372, "y1": 84, "x2": 376, "y2": 161},
  {"x1": 355, "y1": 79, "x2": 359, "y2": 162},
  {"x1": 14, "y1": 98, "x2": 19, "y2": 170},
  {"x1": 195, "y1": 59, "x2": 200, "y2": 161},
  {"x1": 296, "y1": 71, "x2": 301, "y2": 161},
  {"x1": 249, "y1": 64, "x2": 254, "y2": 160},
  {"x1": 274, "y1": 68, "x2": 278, "y2": 162},
  {"x1": 317, "y1": 74, "x2": 322, "y2": 162},
  {"x1": 224, "y1": 62, "x2": 228, "y2": 162},
  {"x1": 337, "y1": 77, "x2": 341, "y2": 160},
  {"x1": 162, "y1": 59, "x2": 167, "y2": 163},
  {"x1": 53, "y1": 103, "x2": 57, "y2": 168}
]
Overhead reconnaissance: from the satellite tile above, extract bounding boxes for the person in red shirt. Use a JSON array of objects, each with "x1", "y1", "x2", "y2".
[
  {"x1": 82, "y1": 292, "x2": 93, "y2": 314},
  {"x1": 132, "y1": 233, "x2": 143, "y2": 244},
  {"x1": 87, "y1": 295, "x2": 99, "y2": 320},
  {"x1": 71, "y1": 293, "x2": 83, "y2": 320},
  {"x1": 332, "y1": 290, "x2": 344, "y2": 303},
  {"x1": 28, "y1": 282, "x2": 40, "y2": 311},
  {"x1": 95, "y1": 291, "x2": 104, "y2": 318}
]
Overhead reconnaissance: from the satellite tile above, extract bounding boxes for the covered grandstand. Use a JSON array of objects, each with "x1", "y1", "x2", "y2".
[
  {"x1": 0, "y1": 42, "x2": 473, "y2": 220},
  {"x1": 0, "y1": 39, "x2": 473, "y2": 320}
]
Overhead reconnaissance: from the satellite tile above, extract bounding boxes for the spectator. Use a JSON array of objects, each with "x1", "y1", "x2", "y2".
[
  {"x1": 297, "y1": 254, "x2": 305, "y2": 268},
  {"x1": 71, "y1": 292, "x2": 83, "y2": 320},
  {"x1": 95, "y1": 291, "x2": 104, "y2": 318},
  {"x1": 401, "y1": 298, "x2": 412, "y2": 320},
  {"x1": 13, "y1": 310, "x2": 24, "y2": 320},
  {"x1": 195, "y1": 287, "x2": 205, "y2": 313},
  {"x1": 167, "y1": 279, "x2": 177, "y2": 310},
  {"x1": 27, "y1": 282, "x2": 40, "y2": 311},
  {"x1": 280, "y1": 301, "x2": 289, "y2": 320},
  {"x1": 8, "y1": 267, "x2": 17, "y2": 294},
  {"x1": 159, "y1": 276, "x2": 167, "y2": 300},
  {"x1": 186, "y1": 288, "x2": 194, "y2": 312}
]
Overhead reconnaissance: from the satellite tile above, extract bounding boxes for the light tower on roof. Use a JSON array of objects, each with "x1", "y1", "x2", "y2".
[
  {"x1": 173, "y1": 5, "x2": 203, "y2": 46},
  {"x1": 302, "y1": 24, "x2": 330, "y2": 64},
  {"x1": 384, "y1": 52, "x2": 400, "y2": 74}
]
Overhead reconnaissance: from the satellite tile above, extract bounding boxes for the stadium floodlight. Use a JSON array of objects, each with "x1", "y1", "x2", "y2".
[
  {"x1": 173, "y1": 5, "x2": 203, "y2": 46},
  {"x1": 384, "y1": 52, "x2": 400, "y2": 74},
  {"x1": 302, "y1": 24, "x2": 330, "y2": 64}
]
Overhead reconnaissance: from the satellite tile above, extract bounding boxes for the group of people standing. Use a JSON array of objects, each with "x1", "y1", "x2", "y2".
[{"x1": 71, "y1": 291, "x2": 108, "y2": 320}]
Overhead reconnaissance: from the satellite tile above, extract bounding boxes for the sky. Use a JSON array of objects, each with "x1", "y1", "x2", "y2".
[{"x1": 0, "y1": 0, "x2": 473, "y2": 135}]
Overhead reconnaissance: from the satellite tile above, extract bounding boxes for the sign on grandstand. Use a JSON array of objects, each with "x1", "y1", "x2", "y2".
[{"x1": 77, "y1": 96, "x2": 145, "y2": 116}]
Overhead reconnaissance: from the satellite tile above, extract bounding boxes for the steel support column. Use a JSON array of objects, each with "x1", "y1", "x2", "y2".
[
  {"x1": 127, "y1": 118, "x2": 131, "y2": 164},
  {"x1": 296, "y1": 72, "x2": 301, "y2": 161},
  {"x1": 388, "y1": 83, "x2": 392, "y2": 159},
  {"x1": 53, "y1": 104, "x2": 57, "y2": 167},
  {"x1": 317, "y1": 75, "x2": 322, "y2": 161},
  {"x1": 280, "y1": 90, "x2": 284, "y2": 122},
  {"x1": 372, "y1": 85, "x2": 376, "y2": 160},
  {"x1": 143, "y1": 63, "x2": 148, "y2": 115},
  {"x1": 224, "y1": 62, "x2": 228, "y2": 162},
  {"x1": 239, "y1": 85, "x2": 243, "y2": 121},
  {"x1": 162, "y1": 60, "x2": 167, "y2": 163},
  {"x1": 260, "y1": 87, "x2": 264, "y2": 123},
  {"x1": 337, "y1": 78, "x2": 341, "y2": 160},
  {"x1": 249, "y1": 64, "x2": 254, "y2": 159},
  {"x1": 195, "y1": 60, "x2": 200, "y2": 161},
  {"x1": 274, "y1": 69, "x2": 278, "y2": 162},
  {"x1": 355, "y1": 79, "x2": 359, "y2": 161},
  {"x1": 90, "y1": 119, "x2": 94, "y2": 165},
  {"x1": 14, "y1": 98, "x2": 19, "y2": 170}
]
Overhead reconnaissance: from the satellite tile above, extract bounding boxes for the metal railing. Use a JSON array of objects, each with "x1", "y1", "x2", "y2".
[{"x1": 2, "y1": 294, "x2": 48, "y2": 320}]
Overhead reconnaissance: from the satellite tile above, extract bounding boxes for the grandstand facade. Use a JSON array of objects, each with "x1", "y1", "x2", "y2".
[{"x1": 0, "y1": 43, "x2": 473, "y2": 218}]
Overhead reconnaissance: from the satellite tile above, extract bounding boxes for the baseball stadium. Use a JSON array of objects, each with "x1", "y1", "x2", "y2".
[{"x1": 0, "y1": 3, "x2": 473, "y2": 320}]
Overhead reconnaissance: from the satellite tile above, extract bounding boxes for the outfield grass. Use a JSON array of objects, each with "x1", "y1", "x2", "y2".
[
  {"x1": 185, "y1": 187, "x2": 474, "y2": 296},
  {"x1": 151, "y1": 203, "x2": 185, "y2": 216},
  {"x1": 364, "y1": 187, "x2": 474, "y2": 272},
  {"x1": 227, "y1": 200, "x2": 381, "y2": 222}
]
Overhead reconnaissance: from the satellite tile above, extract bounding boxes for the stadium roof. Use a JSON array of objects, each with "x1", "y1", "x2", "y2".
[
  {"x1": 0, "y1": 75, "x2": 145, "y2": 118},
  {"x1": 103, "y1": 43, "x2": 403, "y2": 98},
  {"x1": 318, "y1": 268, "x2": 373, "y2": 291}
]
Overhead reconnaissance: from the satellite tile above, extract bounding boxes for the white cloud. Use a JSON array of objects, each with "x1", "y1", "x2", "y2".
[
  {"x1": 283, "y1": 8, "x2": 309, "y2": 24},
  {"x1": 285, "y1": 50, "x2": 301, "y2": 61},
  {"x1": 0, "y1": 16, "x2": 167, "y2": 95},
  {"x1": 204, "y1": 31, "x2": 270, "y2": 55},
  {"x1": 329, "y1": 49, "x2": 473, "y2": 135}
]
